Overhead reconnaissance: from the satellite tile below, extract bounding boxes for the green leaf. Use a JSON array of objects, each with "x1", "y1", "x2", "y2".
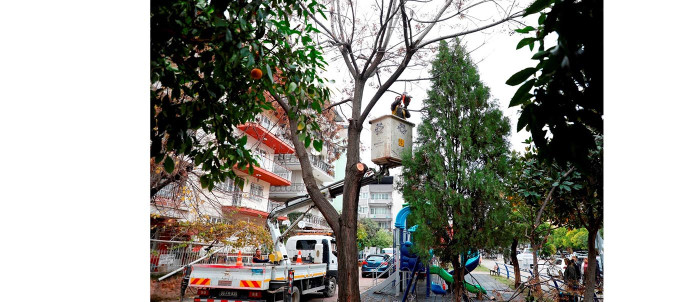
[
  {"x1": 553, "y1": 181, "x2": 560, "y2": 187},
  {"x1": 509, "y1": 79, "x2": 535, "y2": 107},
  {"x1": 538, "y1": 13, "x2": 546, "y2": 25},
  {"x1": 304, "y1": 136, "x2": 312, "y2": 148},
  {"x1": 531, "y1": 50, "x2": 549, "y2": 60},
  {"x1": 524, "y1": 0, "x2": 553, "y2": 17},
  {"x1": 164, "y1": 156, "x2": 175, "y2": 173},
  {"x1": 266, "y1": 64, "x2": 274, "y2": 82},
  {"x1": 200, "y1": 175, "x2": 210, "y2": 189},
  {"x1": 506, "y1": 67, "x2": 537, "y2": 86},
  {"x1": 313, "y1": 139, "x2": 323, "y2": 152},
  {"x1": 288, "y1": 82, "x2": 297, "y2": 93},
  {"x1": 311, "y1": 101, "x2": 322, "y2": 112},
  {"x1": 515, "y1": 26, "x2": 536, "y2": 34},
  {"x1": 516, "y1": 38, "x2": 537, "y2": 50},
  {"x1": 517, "y1": 106, "x2": 532, "y2": 131}
]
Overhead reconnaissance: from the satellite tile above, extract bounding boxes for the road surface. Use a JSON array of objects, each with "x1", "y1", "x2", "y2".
[{"x1": 303, "y1": 270, "x2": 378, "y2": 301}]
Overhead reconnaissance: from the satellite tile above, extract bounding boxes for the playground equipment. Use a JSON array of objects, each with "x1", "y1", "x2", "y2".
[{"x1": 392, "y1": 205, "x2": 488, "y2": 301}]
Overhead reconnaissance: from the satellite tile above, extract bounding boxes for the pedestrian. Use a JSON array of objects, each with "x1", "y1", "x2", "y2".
[
  {"x1": 563, "y1": 258, "x2": 578, "y2": 289},
  {"x1": 252, "y1": 248, "x2": 269, "y2": 263},
  {"x1": 582, "y1": 258, "x2": 589, "y2": 283},
  {"x1": 571, "y1": 255, "x2": 581, "y2": 283}
]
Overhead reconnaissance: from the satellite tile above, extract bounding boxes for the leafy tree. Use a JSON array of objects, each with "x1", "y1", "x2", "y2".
[
  {"x1": 268, "y1": 2, "x2": 525, "y2": 299},
  {"x1": 507, "y1": 144, "x2": 577, "y2": 292},
  {"x1": 357, "y1": 223, "x2": 368, "y2": 249},
  {"x1": 400, "y1": 40, "x2": 511, "y2": 301},
  {"x1": 371, "y1": 229, "x2": 393, "y2": 249},
  {"x1": 507, "y1": 1, "x2": 602, "y2": 299},
  {"x1": 550, "y1": 136, "x2": 603, "y2": 300},
  {"x1": 507, "y1": 0, "x2": 602, "y2": 171},
  {"x1": 150, "y1": 0, "x2": 330, "y2": 195}
]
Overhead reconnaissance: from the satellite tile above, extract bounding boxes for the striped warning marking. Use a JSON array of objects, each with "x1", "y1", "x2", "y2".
[
  {"x1": 189, "y1": 278, "x2": 211, "y2": 285},
  {"x1": 239, "y1": 280, "x2": 262, "y2": 288}
]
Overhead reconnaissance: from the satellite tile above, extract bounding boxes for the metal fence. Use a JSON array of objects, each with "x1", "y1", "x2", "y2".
[{"x1": 150, "y1": 240, "x2": 259, "y2": 275}]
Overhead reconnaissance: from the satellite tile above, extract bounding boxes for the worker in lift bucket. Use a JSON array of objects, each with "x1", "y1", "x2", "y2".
[
  {"x1": 252, "y1": 248, "x2": 269, "y2": 263},
  {"x1": 391, "y1": 93, "x2": 411, "y2": 119}
]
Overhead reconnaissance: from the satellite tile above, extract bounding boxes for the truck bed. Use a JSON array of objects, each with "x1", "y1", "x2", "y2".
[{"x1": 189, "y1": 262, "x2": 327, "y2": 290}]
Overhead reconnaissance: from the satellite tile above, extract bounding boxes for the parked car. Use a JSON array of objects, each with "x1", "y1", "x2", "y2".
[
  {"x1": 546, "y1": 257, "x2": 566, "y2": 276},
  {"x1": 381, "y1": 247, "x2": 394, "y2": 256},
  {"x1": 361, "y1": 254, "x2": 394, "y2": 278}
]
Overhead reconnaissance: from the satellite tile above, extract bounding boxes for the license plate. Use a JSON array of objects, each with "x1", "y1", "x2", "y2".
[{"x1": 219, "y1": 290, "x2": 238, "y2": 297}]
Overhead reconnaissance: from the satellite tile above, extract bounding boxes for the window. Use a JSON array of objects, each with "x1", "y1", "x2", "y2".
[
  {"x1": 371, "y1": 193, "x2": 390, "y2": 200},
  {"x1": 250, "y1": 183, "x2": 264, "y2": 202},
  {"x1": 370, "y1": 207, "x2": 389, "y2": 214},
  {"x1": 295, "y1": 240, "x2": 317, "y2": 250},
  {"x1": 360, "y1": 192, "x2": 369, "y2": 199}
]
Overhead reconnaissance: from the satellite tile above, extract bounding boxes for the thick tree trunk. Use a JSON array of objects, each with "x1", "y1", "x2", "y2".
[
  {"x1": 510, "y1": 238, "x2": 521, "y2": 288},
  {"x1": 530, "y1": 241, "x2": 541, "y2": 293},
  {"x1": 583, "y1": 226, "x2": 599, "y2": 302},
  {"x1": 337, "y1": 80, "x2": 365, "y2": 302},
  {"x1": 451, "y1": 255, "x2": 464, "y2": 302}
]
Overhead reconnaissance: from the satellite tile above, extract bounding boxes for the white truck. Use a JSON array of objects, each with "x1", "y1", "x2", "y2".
[{"x1": 183, "y1": 177, "x2": 374, "y2": 302}]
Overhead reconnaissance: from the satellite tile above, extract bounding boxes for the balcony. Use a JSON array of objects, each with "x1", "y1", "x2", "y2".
[
  {"x1": 368, "y1": 199, "x2": 392, "y2": 206},
  {"x1": 368, "y1": 213, "x2": 392, "y2": 220},
  {"x1": 236, "y1": 152, "x2": 292, "y2": 186},
  {"x1": 237, "y1": 115, "x2": 294, "y2": 154},
  {"x1": 275, "y1": 154, "x2": 335, "y2": 182},
  {"x1": 221, "y1": 192, "x2": 280, "y2": 217},
  {"x1": 269, "y1": 182, "x2": 308, "y2": 200}
]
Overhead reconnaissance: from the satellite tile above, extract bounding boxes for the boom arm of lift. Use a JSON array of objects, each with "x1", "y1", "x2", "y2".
[{"x1": 266, "y1": 170, "x2": 385, "y2": 263}]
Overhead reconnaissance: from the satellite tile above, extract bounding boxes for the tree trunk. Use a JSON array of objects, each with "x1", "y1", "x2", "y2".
[
  {"x1": 451, "y1": 255, "x2": 464, "y2": 302},
  {"x1": 583, "y1": 226, "x2": 599, "y2": 302},
  {"x1": 336, "y1": 81, "x2": 365, "y2": 301},
  {"x1": 530, "y1": 238, "x2": 542, "y2": 293},
  {"x1": 510, "y1": 238, "x2": 521, "y2": 288}
]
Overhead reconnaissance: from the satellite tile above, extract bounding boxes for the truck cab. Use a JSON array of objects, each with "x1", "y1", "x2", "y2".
[{"x1": 285, "y1": 235, "x2": 338, "y2": 279}]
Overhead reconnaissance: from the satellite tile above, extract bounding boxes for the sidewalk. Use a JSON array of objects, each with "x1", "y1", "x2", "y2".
[{"x1": 360, "y1": 270, "x2": 517, "y2": 302}]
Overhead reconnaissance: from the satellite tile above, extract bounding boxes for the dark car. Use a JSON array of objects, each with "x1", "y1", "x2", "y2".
[{"x1": 361, "y1": 254, "x2": 394, "y2": 278}]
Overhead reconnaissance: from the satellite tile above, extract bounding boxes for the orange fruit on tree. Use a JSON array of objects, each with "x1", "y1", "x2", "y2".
[{"x1": 250, "y1": 68, "x2": 263, "y2": 80}]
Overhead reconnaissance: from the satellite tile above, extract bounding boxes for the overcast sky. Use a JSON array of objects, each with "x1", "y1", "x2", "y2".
[{"x1": 319, "y1": 4, "x2": 541, "y2": 170}]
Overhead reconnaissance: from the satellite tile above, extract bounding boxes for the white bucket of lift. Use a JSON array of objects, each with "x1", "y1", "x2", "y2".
[{"x1": 369, "y1": 115, "x2": 414, "y2": 167}]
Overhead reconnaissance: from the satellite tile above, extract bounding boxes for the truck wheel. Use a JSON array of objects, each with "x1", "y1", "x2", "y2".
[
  {"x1": 291, "y1": 286, "x2": 300, "y2": 302},
  {"x1": 323, "y1": 276, "x2": 336, "y2": 297}
]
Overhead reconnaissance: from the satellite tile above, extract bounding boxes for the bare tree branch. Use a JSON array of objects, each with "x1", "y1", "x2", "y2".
[{"x1": 416, "y1": 11, "x2": 523, "y2": 49}]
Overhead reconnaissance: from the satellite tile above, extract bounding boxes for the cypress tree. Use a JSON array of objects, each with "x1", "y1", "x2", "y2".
[{"x1": 400, "y1": 40, "x2": 511, "y2": 301}]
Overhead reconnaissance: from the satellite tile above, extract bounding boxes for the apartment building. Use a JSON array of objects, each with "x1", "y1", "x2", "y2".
[
  {"x1": 357, "y1": 176, "x2": 394, "y2": 231},
  {"x1": 151, "y1": 107, "x2": 343, "y2": 238}
]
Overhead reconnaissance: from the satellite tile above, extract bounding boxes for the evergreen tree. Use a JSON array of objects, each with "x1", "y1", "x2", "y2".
[{"x1": 400, "y1": 40, "x2": 511, "y2": 301}]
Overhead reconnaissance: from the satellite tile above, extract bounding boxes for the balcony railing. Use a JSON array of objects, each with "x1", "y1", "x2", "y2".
[
  {"x1": 275, "y1": 154, "x2": 300, "y2": 165},
  {"x1": 252, "y1": 151, "x2": 292, "y2": 182},
  {"x1": 275, "y1": 154, "x2": 334, "y2": 177},
  {"x1": 254, "y1": 114, "x2": 293, "y2": 146},
  {"x1": 368, "y1": 199, "x2": 392, "y2": 204},
  {"x1": 369, "y1": 213, "x2": 392, "y2": 219},
  {"x1": 270, "y1": 182, "x2": 307, "y2": 194},
  {"x1": 311, "y1": 155, "x2": 335, "y2": 177},
  {"x1": 231, "y1": 192, "x2": 276, "y2": 213}
]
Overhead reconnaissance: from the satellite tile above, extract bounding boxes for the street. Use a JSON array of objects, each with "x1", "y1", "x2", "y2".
[{"x1": 302, "y1": 269, "x2": 378, "y2": 301}]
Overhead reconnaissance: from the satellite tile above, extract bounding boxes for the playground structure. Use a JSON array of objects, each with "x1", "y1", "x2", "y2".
[{"x1": 373, "y1": 205, "x2": 489, "y2": 301}]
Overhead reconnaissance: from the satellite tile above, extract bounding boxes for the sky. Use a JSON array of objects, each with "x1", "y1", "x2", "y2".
[
  {"x1": 319, "y1": 2, "x2": 542, "y2": 170},
  {"x1": 322, "y1": 2, "x2": 541, "y2": 214}
]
